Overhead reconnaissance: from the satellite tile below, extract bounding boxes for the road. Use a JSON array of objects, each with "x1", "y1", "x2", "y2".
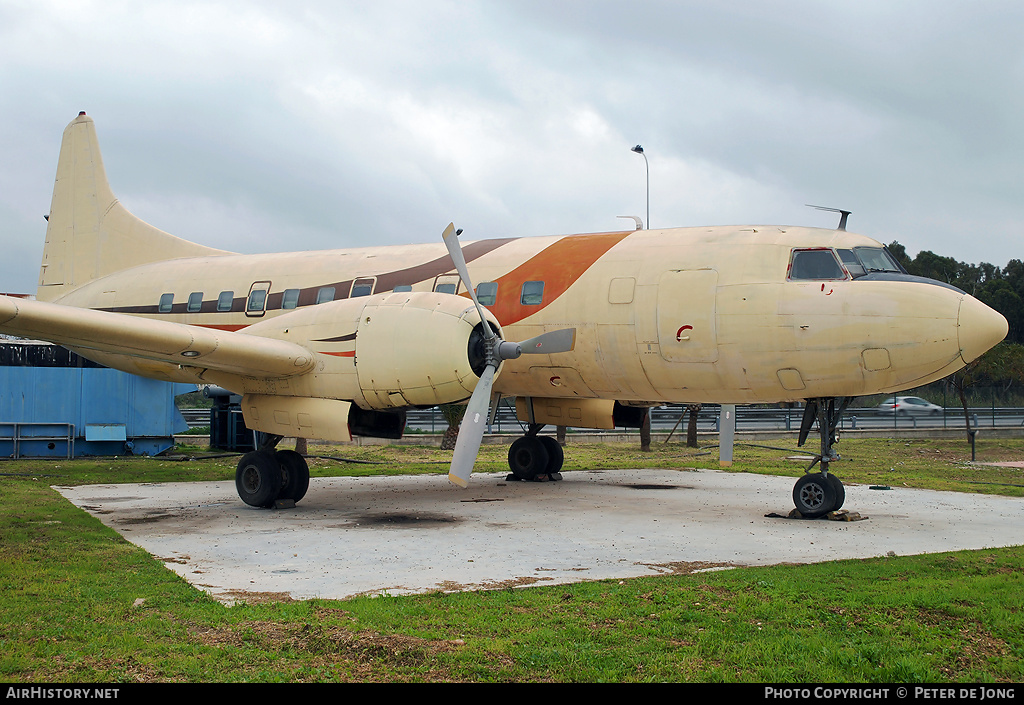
[
  {"x1": 402, "y1": 404, "x2": 1024, "y2": 434},
  {"x1": 181, "y1": 404, "x2": 1024, "y2": 436}
]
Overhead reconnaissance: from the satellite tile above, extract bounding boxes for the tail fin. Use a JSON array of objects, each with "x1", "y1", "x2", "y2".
[{"x1": 37, "y1": 112, "x2": 232, "y2": 302}]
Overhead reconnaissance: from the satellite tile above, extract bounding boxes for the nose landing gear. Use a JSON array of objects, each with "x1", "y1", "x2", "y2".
[{"x1": 793, "y1": 397, "x2": 852, "y2": 518}]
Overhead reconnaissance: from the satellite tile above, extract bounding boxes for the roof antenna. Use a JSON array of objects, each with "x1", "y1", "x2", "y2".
[
  {"x1": 807, "y1": 205, "x2": 851, "y2": 231},
  {"x1": 616, "y1": 215, "x2": 643, "y2": 231}
]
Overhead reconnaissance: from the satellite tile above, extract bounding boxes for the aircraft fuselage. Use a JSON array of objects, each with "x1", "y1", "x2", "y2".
[{"x1": 47, "y1": 224, "x2": 1004, "y2": 408}]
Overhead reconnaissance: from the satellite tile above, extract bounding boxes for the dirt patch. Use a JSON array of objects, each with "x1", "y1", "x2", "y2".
[
  {"x1": 435, "y1": 575, "x2": 555, "y2": 592},
  {"x1": 191, "y1": 620, "x2": 465, "y2": 670},
  {"x1": 914, "y1": 608, "x2": 1014, "y2": 681},
  {"x1": 636, "y1": 560, "x2": 740, "y2": 575},
  {"x1": 217, "y1": 590, "x2": 297, "y2": 605},
  {"x1": 117, "y1": 513, "x2": 176, "y2": 525}
]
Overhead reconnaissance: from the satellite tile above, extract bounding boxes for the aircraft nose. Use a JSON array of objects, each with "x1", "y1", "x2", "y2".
[{"x1": 958, "y1": 295, "x2": 1008, "y2": 364}]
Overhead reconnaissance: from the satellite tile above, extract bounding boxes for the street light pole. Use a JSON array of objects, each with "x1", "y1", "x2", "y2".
[{"x1": 631, "y1": 144, "x2": 648, "y2": 229}]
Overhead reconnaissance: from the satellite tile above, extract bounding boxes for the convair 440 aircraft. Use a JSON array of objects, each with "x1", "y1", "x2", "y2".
[{"x1": 0, "y1": 113, "x2": 1008, "y2": 517}]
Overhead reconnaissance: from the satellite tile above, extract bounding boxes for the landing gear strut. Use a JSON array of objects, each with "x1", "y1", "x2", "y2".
[
  {"x1": 235, "y1": 433, "x2": 310, "y2": 508},
  {"x1": 793, "y1": 397, "x2": 852, "y2": 518},
  {"x1": 507, "y1": 424, "x2": 564, "y2": 481}
]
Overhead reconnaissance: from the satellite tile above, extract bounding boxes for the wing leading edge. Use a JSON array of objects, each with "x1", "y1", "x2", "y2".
[{"x1": 0, "y1": 295, "x2": 316, "y2": 380}]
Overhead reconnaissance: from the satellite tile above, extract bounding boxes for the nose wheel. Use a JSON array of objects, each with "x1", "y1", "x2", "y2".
[
  {"x1": 793, "y1": 472, "x2": 845, "y2": 518},
  {"x1": 794, "y1": 397, "x2": 852, "y2": 517}
]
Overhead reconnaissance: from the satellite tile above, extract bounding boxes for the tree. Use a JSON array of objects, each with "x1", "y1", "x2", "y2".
[
  {"x1": 439, "y1": 403, "x2": 467, "y2": 450},
  {"x1": 639, "y1": 409, "x2": 652, "y2": 452},
  {"x1": 945, "y1": 343, "x2": 1024, "y2": 441},
  {"x1": 685, "y1": 404, "x2": 701, "y2": 448}
]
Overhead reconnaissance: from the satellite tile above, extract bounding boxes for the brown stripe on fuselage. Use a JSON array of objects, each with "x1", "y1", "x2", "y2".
[{"x1": 95, "y1": 237, "x2": 519, "y2": 315}]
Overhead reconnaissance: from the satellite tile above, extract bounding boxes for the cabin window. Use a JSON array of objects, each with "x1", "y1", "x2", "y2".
[
  {"x1": 476, "y1": 282, "x2": 498, "y2": 306},
  {"x1": 393, "y1": 284, "x2": 413, "y2": 292},
  {"x1": 187, "y1": 292, "x2": 204, "y2": 313},
  {"x1": 282, "y1": 289, "x2": 300, "y2": 309},
  {"x1": 433, "y1": 274, "x2": 460, "y2": 294},
  {"x1": 217, "y1": 291, "x2": 234, "y2": 312},
  {"x1": 521, "y1": 280, "x2": 544, "y2": 305},
  {"x1": 788, "y1": 249, "x2": 846, "y2": 281},
  {"x1": 316, "y1": 287, "x2": 336, "y2": 304},
  {"x1": 158, "y1": 293, "x2": 174, "y2": 313},
  {"x1": 246, "y1": 282, "x2": 271, "y2": 317},
  {"x1": 247, "y1": 289, "x2": 267, "y2": 312},
  {"x1": 351, "y1": 278, "x2": 375, "y2": 297}
]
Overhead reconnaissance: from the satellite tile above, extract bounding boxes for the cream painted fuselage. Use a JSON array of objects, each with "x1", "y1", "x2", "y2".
[{"x1": 49, "y1": 225, "x2": 1003, "y2": 411}]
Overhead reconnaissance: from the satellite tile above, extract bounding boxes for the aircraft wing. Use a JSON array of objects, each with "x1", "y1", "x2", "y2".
[{"x1": 0, "y1": 295, "x2": 315, "y2": 379}]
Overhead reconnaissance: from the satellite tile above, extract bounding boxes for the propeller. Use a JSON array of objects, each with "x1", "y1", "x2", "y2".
[{"x1": 442, "y1": 223, "x2": 576, "y2": 487}]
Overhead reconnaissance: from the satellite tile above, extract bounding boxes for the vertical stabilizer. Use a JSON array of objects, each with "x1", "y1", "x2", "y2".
[{"x1": 37, "y1": 113, "x2": 232, "y2": 302}]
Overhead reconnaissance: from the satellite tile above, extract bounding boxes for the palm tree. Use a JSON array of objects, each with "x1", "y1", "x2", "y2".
[{"x1": 439, "y1": 403, "x2": 467, "y2": 450}]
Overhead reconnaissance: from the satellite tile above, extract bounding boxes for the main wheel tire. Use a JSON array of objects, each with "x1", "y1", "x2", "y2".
[
  {"x1": 236, "y1": 451, "x2": 283, "y2": 508},
  {"x1": 827, "y1": 473, "x2": 846, "y2": 512},
  {"x1": 276, "y1": 449, "x2": 310, "y2": 503},
  {"x1": 793, "y1": 472, "x2": 836, "y2": 518},
  {"x1": 537, "y1": 436, "x2": 564, "y2": 474},
  {"x1": 508, "y1": 436, "x2": 550, "y2": 481}
]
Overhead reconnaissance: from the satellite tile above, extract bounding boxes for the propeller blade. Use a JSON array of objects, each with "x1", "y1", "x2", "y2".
[
  {"x1": 518, "y1": 328, "x2": 576, "y2": 355},
  {"x1": 442, "y1": 223, "x2": 494, "y2": 340},
  {"x1": 441, "y1": 222, "x2": 574, "y2": 488},
  {"x1": 448, "y1": 364, "x2": 495, "y2": 487}
]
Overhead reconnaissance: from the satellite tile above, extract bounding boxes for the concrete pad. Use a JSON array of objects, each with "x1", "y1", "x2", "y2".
[{"x1": 55, "y1": 469, "x2": 1024, "y2": 603}]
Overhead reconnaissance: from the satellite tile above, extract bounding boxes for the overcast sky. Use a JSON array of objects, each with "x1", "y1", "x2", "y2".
[{"x1": 1, "y1": 0, "x2": 1022, "y2": 295}]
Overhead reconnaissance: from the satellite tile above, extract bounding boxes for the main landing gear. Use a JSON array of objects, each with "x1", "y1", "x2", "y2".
[
  {"x1": 507, "y1": 424, "x2": 564, "y2": 481},
  {"x1": 235, "y1": 433, "x2": 310, "y2": 508},
  {"x1": 792, "y1": 397, "x2": 852, "y2": 518}
]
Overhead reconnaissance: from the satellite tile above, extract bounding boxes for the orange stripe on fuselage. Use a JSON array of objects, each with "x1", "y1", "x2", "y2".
[
  {"x1": 320, "y1": 350, "x2": 356, "y2": 357},
  {"x1": 475, "y1": 230, "x2": 633, "y2": 325}
]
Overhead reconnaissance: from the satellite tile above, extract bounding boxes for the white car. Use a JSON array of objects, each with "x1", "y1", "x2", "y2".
[{"x1": 876, "y1": 396, "x2": 943, "y2": 415}]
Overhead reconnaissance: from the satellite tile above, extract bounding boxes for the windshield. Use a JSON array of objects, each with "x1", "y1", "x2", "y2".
[{"x1": 836, "y1": 247, "x2": 903, "y2": 278}]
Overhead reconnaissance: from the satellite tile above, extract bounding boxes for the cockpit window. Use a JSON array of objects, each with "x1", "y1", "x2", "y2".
[
  {"x1": 836, "y1": 246, "x2": 904, "y2": 279},
  {"x1": 856, "y1": 247, "x2": 902, "y2": 273},
  {"x1": 788, "y1": 249, "x2": 847, "y2": 280}
]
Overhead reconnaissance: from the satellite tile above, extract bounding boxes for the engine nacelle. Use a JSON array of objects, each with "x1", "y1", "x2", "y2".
[
  {"x1": 353, "y1": 292, "x2": 499, "y2": 407},
  {"x1": 241, "y1": 291, "x2": 501, "y2": 411}
]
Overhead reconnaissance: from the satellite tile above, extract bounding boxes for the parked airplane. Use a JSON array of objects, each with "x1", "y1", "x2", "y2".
[{"x1": 0, "y1": 113, "x2": 1008, "y2": 517}]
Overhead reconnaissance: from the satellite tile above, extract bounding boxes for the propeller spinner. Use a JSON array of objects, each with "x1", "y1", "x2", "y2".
[{"x1": 441, "y1": 223, "x2": 576, "y2": 487}]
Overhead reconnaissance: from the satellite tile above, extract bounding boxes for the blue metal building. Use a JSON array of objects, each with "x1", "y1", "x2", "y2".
[{"x1": 0, "y1": 342, "x2": 194, "y2": 457}]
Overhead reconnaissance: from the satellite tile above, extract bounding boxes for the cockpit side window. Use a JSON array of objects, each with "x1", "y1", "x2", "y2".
[
  {"x1": 788, "y1": 249, "x2": 847, "y2": 281},
  {"x1": 855, "y1": 246, "x2": 904, "y2": 273},
  {"x1": 837, "y1": 249, "x2": 866, "y2": 278},
  {"x1": 835, "y1": 246, "x2": 906, "y2": 279}
]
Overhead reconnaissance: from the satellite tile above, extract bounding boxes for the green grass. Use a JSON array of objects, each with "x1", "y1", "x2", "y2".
[{"x1": 1, "y1": 437, "x2": 1022, "y2": 682}]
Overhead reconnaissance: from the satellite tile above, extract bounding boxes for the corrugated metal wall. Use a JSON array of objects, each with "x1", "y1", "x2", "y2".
[{"x1": 0, "y1": 343, "x2": 195, "y2": 457}]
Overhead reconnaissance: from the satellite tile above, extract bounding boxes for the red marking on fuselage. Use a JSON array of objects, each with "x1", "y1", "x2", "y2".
[{"x1": 195, "y1": 324, "x2": 249, "y2": 332}]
